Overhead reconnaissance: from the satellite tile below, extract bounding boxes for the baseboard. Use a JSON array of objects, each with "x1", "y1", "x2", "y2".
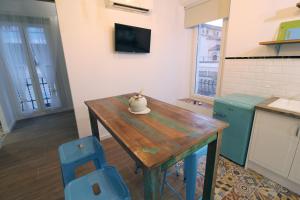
[
  {"x1": 247, "y1": 161, "x2": 300, "y2": 195},
  {"x1": 101, "y1": 134, "x2": 112, "y2": 140},
  {"x1": 16, "y1": 108, "x2": 74, "y2": 121}
]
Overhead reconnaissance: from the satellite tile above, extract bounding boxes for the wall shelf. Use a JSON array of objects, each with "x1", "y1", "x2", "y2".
[
  {"x1": 259, "y1": 39, "x2": 300, "y2": 55},
  {"x1": 225, "y1": 56, "x2": 300, "y2": 59},
  {"x1": 259, "y1": 39, "x2": 300, "y2": 45}
]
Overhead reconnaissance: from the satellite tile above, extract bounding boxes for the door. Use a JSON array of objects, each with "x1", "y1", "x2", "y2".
[
  {"x1": 249, "y1": 110, "x2": 299, "y2": 177},
  {"x1": 0, "y1": 24, "x2": 40, "y2": 114},
  {"x1": 0, "y1": 21, "x2": 61, "y2": 118},
  {"x1": 25, "y1": 25, "x2": 61, "y2": 111},
  {"x1": 289, "y1": 135, "x2": 300, "y2": 184}
]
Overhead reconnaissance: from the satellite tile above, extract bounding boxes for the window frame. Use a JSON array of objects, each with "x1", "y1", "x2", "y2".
[{"x1": 190, "y1": 18, "x2": 229, "y2": 104}]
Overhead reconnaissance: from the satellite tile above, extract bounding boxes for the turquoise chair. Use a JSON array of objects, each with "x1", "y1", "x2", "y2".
[
  {"x1": 65, "y1": 166, "x2": 131, "y2": 200},
  {"x1": 160, "y1": 146, "x2": 207, "y2": 200},
  {"x1": 184, "y1": 145, "x2": 207, "y2": 200},
  {"x1": 58, "y1": 136, "x2": 106, "y2": 187},
  {"x1": 161, "y1": 163, "x2": 184, "y2": 200}
]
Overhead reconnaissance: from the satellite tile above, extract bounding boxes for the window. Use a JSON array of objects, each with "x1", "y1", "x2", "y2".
[{"x1": 192, "y1": 19, "x2": 225, "y2": 100}]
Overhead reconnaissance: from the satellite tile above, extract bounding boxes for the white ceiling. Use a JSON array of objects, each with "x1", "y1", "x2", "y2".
[{"x1": 0, "y1": 0, "x2": 57, "y2": 17}]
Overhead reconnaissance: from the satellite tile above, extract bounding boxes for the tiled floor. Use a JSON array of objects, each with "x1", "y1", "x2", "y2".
[{"x1": 185, "y1": 155, "x2": 300, "y2": 200}]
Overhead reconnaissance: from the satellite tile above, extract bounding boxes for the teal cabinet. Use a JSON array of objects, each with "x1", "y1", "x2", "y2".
[{"x1": 213, "y1": 94, "x2": 265, "y2": 166}]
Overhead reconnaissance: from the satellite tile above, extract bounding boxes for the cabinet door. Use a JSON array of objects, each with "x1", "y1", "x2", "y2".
[
  {"x1": 289, "y1": 139, "x2": 300, "y2": 184},
  {"x1": 249, "y1": 110, "x2": 299, "y2": 177}
]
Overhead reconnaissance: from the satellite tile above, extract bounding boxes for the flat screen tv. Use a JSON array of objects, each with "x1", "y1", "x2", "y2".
[{"x1": 115, "y1": 23, "x2": 151, "y2": 53}]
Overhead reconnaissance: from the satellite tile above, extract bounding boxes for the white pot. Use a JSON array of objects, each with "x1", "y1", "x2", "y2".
[{"x1": 129, "y1": 94, "x2": 147, "y2": 112}]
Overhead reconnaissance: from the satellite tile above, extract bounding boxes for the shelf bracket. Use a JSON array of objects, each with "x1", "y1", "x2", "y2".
[{"x1": 275, "y1": 44, "x2": 281, "y2": 56}]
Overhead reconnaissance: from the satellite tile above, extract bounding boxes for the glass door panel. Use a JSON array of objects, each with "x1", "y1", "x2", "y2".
[
  {"x1": 26, "y1": 26, "x2": 61, "y2": 110},
  {"x1": 194, "y1": 19, "x2": 223, "y2": 97},
  {"x1": 0, "y1": 25, "x2": 39, "y2": 114}
]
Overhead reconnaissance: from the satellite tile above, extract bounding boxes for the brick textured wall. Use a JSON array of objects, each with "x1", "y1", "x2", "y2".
[{"x1": 221, "y1": 59, "x2": 300, "y2": 99}]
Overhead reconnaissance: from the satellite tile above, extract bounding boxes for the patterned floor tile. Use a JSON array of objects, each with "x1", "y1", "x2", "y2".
[
  {"x1": 173, "y1": 156, "x2": 300, "y2": 200},
  {"x1": 212, "y1": 157, "x2": 300, "y2": 200}
]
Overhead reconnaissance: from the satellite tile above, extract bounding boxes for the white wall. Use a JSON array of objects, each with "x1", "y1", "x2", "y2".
[
  {"x1": 221, "y1": 0, "x2": 300, "y2": 98},
  {"x1": 55, "y1": 0, "x2": 192, "y2": 138},
  {"x1": 225, "y1": 0, "x2": 300, "y2": 57}
]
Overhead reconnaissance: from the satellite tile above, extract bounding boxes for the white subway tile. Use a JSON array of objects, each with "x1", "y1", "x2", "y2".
[{"x1": 222, "y1": 59, "x2": 300, "y2": 98}]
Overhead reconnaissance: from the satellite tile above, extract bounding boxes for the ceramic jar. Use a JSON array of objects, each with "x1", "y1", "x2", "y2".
[{"x1": 129, "y1": 94, "x2": 147, "y2": 112}]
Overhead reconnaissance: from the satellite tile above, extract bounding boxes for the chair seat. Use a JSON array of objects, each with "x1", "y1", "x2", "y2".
[
  {"x1": 65, "y1": 166, "x2": 131, "y2": 200},
  {"x1": 194, "y1": 145, "x2": 207, "y2": 158},
  {"x1": 58, "y1": 136, "x2": 106, "y2": 187},
  {"x1": 59, "y1": 136, "x2": 101, "y2": 164}
]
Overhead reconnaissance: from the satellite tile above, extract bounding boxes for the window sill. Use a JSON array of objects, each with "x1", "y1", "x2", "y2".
[
  {"x1": 176, "y1": 98, "x2": 213, "y2": 117},
  {"x1": 177, "y1": 98, "x2": 213, "y2": 109},
  {"x1": 190, "y1": 95, "x2": 215, "y2": 105}
]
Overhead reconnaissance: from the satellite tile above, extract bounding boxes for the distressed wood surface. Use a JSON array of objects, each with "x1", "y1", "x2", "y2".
[{"x1": 85, "y1": 93, "x2": 228, "y2": 169}]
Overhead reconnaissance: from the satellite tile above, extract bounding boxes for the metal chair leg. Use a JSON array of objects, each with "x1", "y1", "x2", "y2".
[
  {"x1": 161, "y1": 168, "x2": 183, "y2": 200},
  {"x1": 160, "y1": 170, "x2": 167, "y2": 194},
  {"x1": 134, "y1": 162, "x2": 142, "y2": 174}
]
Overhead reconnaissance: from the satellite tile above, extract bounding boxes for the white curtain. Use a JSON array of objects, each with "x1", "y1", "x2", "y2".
[
  {"x1": 0, "y1": 24, "x2": 32, "y2": 113},
  {"x1": 0, "y1": 14, "x2": 62, "y2": 114}
]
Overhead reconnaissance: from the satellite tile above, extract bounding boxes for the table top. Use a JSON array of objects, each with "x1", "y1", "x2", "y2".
[{"x1": 85, "y1": 94, "x2": 228, "y2": 169}]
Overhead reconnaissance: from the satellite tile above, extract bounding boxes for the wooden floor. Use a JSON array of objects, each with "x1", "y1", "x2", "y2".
[
  {"x1": 0, "y1": 111, "x2": 185, "y2": 200},
  {"x1": 0, "y1": 111, "x2": 77, "y2": 200}
]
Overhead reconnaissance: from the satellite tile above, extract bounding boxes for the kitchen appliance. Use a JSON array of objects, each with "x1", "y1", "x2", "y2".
[
  {"x1": 105, "y1": 0, "x2": 153, "y2": 13},
  {"x1": 213, "y1": 93, "x2": 265, "y2": 165}
]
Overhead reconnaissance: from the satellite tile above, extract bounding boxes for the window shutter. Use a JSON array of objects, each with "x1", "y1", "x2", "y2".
[{"x1": 184, "y1": 0, "x2": 231, "y2": 28}]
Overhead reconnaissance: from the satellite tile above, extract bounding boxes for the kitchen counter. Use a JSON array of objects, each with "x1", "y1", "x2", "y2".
[{"x1": 256, "y1": 97, "x2": 300, "y2": 119}]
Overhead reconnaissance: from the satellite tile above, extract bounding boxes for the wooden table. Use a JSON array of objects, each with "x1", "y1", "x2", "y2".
[{"x1": 85, "y1": 94, "x2": 228, "y2": 200}]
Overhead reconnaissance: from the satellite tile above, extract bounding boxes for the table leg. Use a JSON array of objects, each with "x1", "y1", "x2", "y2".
[
  {"x1": 202, "y1": 131, "x2": 223, "y2": 200},
  {"x1": 143, "y1": 167, "x2": 162, "y2": 200},
  {"x1": 88, "y1": 109, "x2": 100, "y2": 141}
]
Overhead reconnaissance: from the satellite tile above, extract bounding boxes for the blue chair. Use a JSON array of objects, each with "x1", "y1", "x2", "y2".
[
  {"x1": 161, "y1": 146, "x2": 207, "y2": 200},
  {"x1": 161, "y1": 162, "x2": 184, "y2": 200},
  {"x1": 184, "y1": 145, "x2": 207, "y2": 200},
  {"x1": 65, "y1": 166, "x2": 131, "y2": 200},
  {"x1": 58, "y1": 136, "x2": 106, "y2": 187}
]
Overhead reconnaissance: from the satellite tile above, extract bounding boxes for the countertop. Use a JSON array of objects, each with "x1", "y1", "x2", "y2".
[{"x1": 256, "y1": 97, "x2": 300, "y2": 119}]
